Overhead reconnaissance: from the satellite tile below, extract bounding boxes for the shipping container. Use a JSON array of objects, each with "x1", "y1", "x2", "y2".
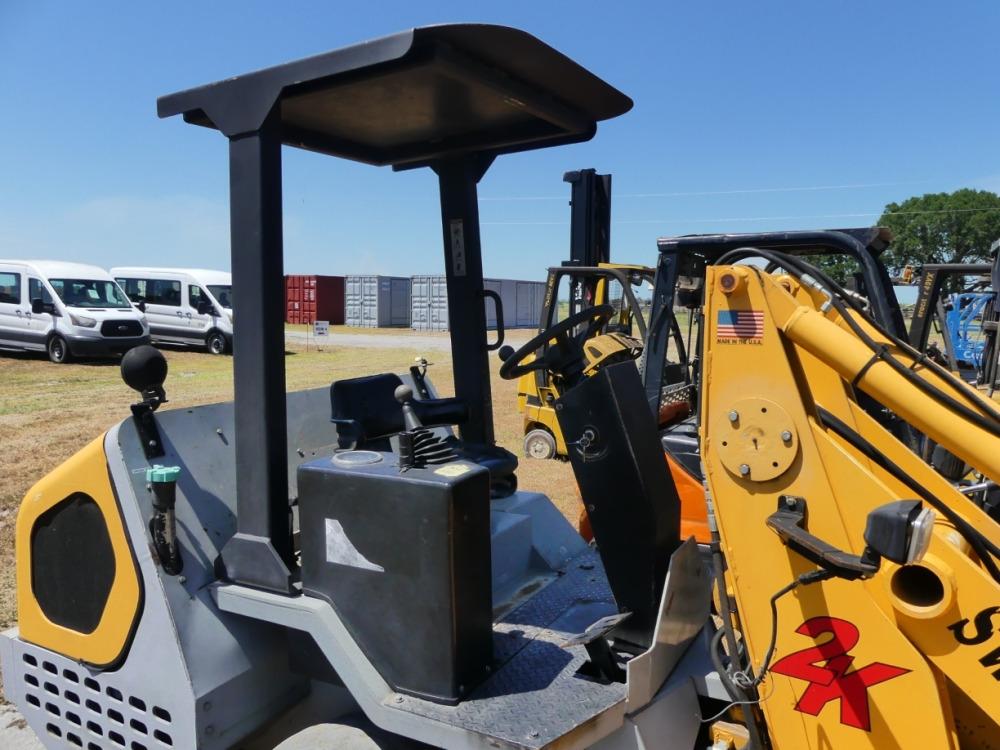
[
  {"x1": 410, "y1": 277, "x2": 545, "y2": 331},
  {"x1": 346, "y1": 275, "x2": 411, "y2": 327},
  {"x1": 284, "y1": 275, "x2": 345, "y2": 324}
]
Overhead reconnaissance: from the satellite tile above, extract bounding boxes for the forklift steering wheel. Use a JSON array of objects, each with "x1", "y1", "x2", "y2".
[{"x1": 499, "y1": 305, "x2": 615, "y2": 380}]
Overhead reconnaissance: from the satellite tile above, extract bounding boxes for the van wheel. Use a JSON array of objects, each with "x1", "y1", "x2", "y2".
[
  {"x1": 524, "y1": 429, "x2": 557, "y2": 460},
  {"x1": 47, "y1": 335, "x2": 71, "y2": 364},
  {"x1": 206, "y1": 331, "x2": 228, "y2": 355}
]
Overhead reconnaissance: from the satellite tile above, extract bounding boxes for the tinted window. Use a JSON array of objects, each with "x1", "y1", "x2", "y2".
[
  {"x1": 188, "y1": 285, "x2": 204, "y2": 306},
  {"x1": 143, "y1": 279, "x2": 181, "y2": 306},
  {"x1": 0, "y1": 272, "x2": 20, "y2": 304},
  {"x1": 28, "y1": 278, "x2": 54, "y2": 305},
  {"x1": 116, "y1": 277, "x2": 146, "y2": 303}
]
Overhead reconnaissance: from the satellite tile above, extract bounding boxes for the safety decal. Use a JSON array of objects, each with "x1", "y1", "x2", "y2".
[
  {"x1": 770, "y1": 616, "x2": 910, "y2": 731},
  {"x1": 716, "y1": 310, "x2": 764, "y2": 343},
  {"x1": 325, "y1": 518, "x2": 385, "y2": 573},
  {"x1": 435, "y1": 463, "x2": 472, "y2": 477}
]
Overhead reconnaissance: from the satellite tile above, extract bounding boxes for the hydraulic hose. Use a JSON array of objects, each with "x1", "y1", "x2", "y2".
[{"x1": 715, "y1": 247, "x2": 1000, "y2": 428}]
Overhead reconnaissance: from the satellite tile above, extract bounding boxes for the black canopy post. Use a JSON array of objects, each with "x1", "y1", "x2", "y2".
[
  {"x1": 220, "y1": 105, "x2": 294, "y2": 592},
  {"x1": 433, "y1": 154, "x2": 496, "y2": 446}
]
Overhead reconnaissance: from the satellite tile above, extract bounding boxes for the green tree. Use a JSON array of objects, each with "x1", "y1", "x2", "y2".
[
  {"x1": 878, "y1": 188, "x2": 1000, "y2": 274},
  {"x1": 812, "y1": 188, "x2": 1000, "y2": 285}
]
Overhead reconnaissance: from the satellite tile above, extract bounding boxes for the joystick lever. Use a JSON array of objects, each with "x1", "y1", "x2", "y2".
[{"x1": 395, "y1": 384, "x2": 423, "y2": 432}]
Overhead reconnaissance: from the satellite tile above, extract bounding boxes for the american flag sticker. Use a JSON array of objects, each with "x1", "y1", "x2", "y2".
[{"x1": 717, "y1": 310, "x2": 764, "y2": 342}]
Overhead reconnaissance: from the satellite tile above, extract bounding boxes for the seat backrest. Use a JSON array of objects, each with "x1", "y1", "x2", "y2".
[
  {"x1": 331, "y1": 374, "x2": 406, "y2": 448},
  {"x1": 555, "y1": 361, "x2": 682, "y2": 650},
  {"x1": 330, "y1": 373, "x2": 470, "y2": 449}
]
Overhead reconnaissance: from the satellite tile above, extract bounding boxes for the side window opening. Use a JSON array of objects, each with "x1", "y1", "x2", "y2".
[
  {"x1": 142, "y1": 279, "x2": 181, "y2": 306},
  {"x1": 116, "y1": 278, "x2": 146, "y2": 303},
  {"x1": 28, "y1": 278, "x2": 54, "y2": 305},
  {"x1": 0, "y1": 272, "x2": 22, "y2": 304}
]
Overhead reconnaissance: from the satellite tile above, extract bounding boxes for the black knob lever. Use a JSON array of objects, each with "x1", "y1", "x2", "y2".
[{"x1": 395, "y1": 384, "x2": 423, "y2": 432}]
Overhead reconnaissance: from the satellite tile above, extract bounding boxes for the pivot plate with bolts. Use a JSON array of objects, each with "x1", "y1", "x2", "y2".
[{"x1": 713, "y1": 397, "x2": 800, "y2": 482}]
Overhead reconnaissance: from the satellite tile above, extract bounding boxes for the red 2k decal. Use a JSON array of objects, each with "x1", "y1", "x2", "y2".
[{"x1": 769, "y1": 616, "x2": 910, "y2": 731}]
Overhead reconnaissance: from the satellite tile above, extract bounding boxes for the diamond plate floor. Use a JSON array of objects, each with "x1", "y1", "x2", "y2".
[{"x1": 386, "y1": 548, "x2": 626, "y2": 749}]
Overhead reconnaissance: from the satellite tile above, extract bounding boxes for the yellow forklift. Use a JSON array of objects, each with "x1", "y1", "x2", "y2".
[
  {"x1": 3, "y1": 23, "x2": 998, "y2": 750},
  {"x1": 517, "y1": 261, "x2": 653, "y2": 459}
]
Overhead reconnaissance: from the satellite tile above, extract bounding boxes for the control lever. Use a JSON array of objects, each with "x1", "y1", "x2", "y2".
[
  {"x1": 396, "y1": 385, "x2": 423, "y2": 432},
  {"x1": 121, "y1": 345, "x2": 169, "y2": 459},
  {"x1": 147, "y1": 465, "x2": 183, "y2": 575},
  {"x1": 410, "y1": 357, "x2": 432, "y2": 399}
]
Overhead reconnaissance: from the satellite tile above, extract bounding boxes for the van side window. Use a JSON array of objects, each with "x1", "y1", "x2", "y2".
[
  {"x1": 116, "y1": 277, "x2": 147, "y2": 303},
  {"x1": 0, "y1": 272, "x2": 21, "y2": 304},
  {"x1": 189, "y1": 285, "x2": 205, "y2": 306},
  {"x1": 146, "y1": 279, "x2": 182, "y2": 306},
  {"x1": 28, "y1": 278, "x2": 53, "y2": 304}
]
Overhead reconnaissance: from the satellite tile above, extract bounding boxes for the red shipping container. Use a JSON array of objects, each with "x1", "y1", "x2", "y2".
[{"x1": 284, "y1": 275, "x2": 344, "y2": 324}]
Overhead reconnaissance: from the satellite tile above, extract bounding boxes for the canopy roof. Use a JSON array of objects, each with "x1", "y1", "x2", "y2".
[{"x1": 158, "y1": 24, "x2": 633, "y2": 168}]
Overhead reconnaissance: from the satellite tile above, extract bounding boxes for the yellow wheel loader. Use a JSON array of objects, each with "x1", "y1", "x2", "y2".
[{"x1": 3, "y1": 23, "x2": 998, "y2": 750}]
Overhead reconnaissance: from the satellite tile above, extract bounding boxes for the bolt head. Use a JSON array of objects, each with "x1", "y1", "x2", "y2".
[
  {"x1": 728, "y1": 410, "x2": 739, "y2": 423},
  {"x1": 739, "y1": 463, "x2": 751, "y2": 476},
  {"x1": 781, "y1": 430, "x2": 793, "y2": 442}
]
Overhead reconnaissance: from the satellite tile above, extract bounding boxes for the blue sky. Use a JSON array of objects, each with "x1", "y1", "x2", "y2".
[{"x1": 1, "y1": 1, "x2": 997, "y2": 283}]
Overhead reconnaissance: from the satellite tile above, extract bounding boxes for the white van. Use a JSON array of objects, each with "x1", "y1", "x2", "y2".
[
  {"x1": 0, "y1": 260, "x2": 150, "y2": 363},
  {"x1": 111, "y1": 267, "x2": 234, "y2": 354}
]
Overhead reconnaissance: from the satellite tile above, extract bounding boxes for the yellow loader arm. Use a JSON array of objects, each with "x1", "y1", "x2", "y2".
[{"x1": 702, "y1": 265, "x2": 999, "y2": 749}]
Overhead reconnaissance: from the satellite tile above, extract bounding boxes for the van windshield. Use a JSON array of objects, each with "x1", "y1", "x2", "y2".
[
  {"x1": 208, "y1": 285, "x2": 232, "y2": 309},
  {"x1": 50, "y1": 279, "x2": 132, "y2": 309}
]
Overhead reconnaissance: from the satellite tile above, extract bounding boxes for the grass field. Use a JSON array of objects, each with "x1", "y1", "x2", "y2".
[{"x1": 0, "y1": 333, "x2": 577, "y2": 632}]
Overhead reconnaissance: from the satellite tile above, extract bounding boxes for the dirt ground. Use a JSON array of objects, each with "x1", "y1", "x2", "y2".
[{"x1": 0, "y1": 330, "x2": 576, "y2": 635}]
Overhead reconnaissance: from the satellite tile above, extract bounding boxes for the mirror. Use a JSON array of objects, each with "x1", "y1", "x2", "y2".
[
  {"x1": 31, "y1": 298, "x2": 56, "y2": 315},
  {"x1": 137, "y1": 300, "x2": 146, "y2": 312},
  {"x1": 196, "y1": 300, "x2": 215, "y2": 316}
]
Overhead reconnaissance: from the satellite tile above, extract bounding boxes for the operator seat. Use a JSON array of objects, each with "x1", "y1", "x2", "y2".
[{"x1": 330, "y1": 373, "x2": 518, "y2": 497}]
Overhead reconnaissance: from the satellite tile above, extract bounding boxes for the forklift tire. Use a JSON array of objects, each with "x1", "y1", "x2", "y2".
[
  {"x1": 206, "y1": 330, "x2": 228, "y2": 355},
  {"x1": 47, "y1": 334, "x2": 71, "y2": 364},
  {"x1": 524, "y1": 428, "x2": 557, "y2": 460}
]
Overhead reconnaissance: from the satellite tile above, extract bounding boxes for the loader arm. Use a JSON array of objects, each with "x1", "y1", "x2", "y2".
[{"x1": 701, "y1": 263, "x2": 1000, "y2": 749}]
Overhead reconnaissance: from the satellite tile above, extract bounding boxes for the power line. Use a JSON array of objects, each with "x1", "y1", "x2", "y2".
[
  {"x1": 481, "y1": 206, "x2": 1000, "y2": 227},
  {"x1": 479, "y1": 179, "x2": 934, "y2": 202}
]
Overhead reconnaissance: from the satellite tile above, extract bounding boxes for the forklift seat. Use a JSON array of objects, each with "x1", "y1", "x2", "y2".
[{"x1": 331, "y1": 373, "x2": 518, "y2": 496}]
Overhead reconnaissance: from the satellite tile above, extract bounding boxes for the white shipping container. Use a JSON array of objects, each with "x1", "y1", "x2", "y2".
[
  {"x1": 410, "y1": 276, "x2": 544, "y2": 331},
  {"x1": 411, "y1": 275, "x2": 450, "y2": 331},
  {"x1": 346, "y1": 275, "x2": 411, "y2": 327}
]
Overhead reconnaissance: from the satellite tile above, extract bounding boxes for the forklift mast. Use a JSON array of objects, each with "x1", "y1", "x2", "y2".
[
  {"x1": 560, "y1": 169, "x2": 613, "y2": 322},
  {"x1": 908, "y1": 262, "x2": 993, "y2": 351},
  {"x1": 564, "y1": 168, "x2": 612, "y2": 267}
]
